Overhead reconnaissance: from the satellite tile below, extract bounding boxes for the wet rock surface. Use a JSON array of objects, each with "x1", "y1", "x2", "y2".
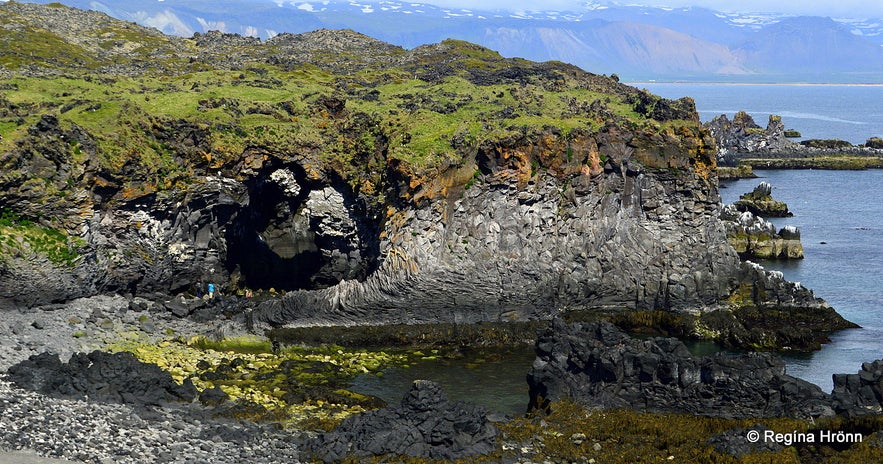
[
  {"x1": 526, "y1": 320, "x2": 869, "y2": 419},
  {"x1": 307, "y1": 380, "x2": 498, "y2": 462},
  {"x1": 721, "y1": 261, "x2": 858, "y2": 351}
]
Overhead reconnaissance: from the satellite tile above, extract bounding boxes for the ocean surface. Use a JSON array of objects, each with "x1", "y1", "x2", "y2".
[
  {"x1": 634, "y1": 83, "x2": 883, "y2": 146},
  {"x1": 721, "y1": 170, "x2": 883, "y2": 391}
]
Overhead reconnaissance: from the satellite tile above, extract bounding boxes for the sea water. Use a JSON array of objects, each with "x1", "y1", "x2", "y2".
[
  {"x1": 722, "y1": 170, "x2": 883, "y2": 391},
  {"x1": 640, "y1": 82, "x2": 883, "y2": 390},
  {"x1": 635, "y1": 83, "x2": 883, "y2": 145}
]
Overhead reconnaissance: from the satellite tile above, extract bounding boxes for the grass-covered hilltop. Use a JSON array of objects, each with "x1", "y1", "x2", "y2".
[
  {"x1": 2, "y1": 2, "x2": 881, "y2": 463},
  {"x1": 0, "y1": 2, "x2": 701, "y2": 215}
]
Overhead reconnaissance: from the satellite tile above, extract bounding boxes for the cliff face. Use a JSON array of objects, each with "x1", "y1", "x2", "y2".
[
  {"x1": 252, "y1": 124, "x2": 742, "y2": 325},
  {"x1": 0, "y1": 3, "x2": 851, "y2": 347}
]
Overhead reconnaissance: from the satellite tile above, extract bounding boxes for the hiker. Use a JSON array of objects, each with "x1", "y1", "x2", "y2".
[{"x1": 207, "y1": 282, "x2": 215, "y2": 299}]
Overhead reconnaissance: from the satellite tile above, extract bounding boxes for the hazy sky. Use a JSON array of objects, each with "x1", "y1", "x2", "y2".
[{"x1": 414, "y1": 0, "x2": 883, "y2": 18}]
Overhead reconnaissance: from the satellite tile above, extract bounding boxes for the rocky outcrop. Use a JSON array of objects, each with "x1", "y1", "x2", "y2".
[
  {"x1": 705, "y1": 111, "x2": 883, "y2": 166},
  {"x1": 528, "y1": 320, "x2": 882, "y2": 420},
  {"x1": 705, "y1": 112, "x2": 798, "y2": 165},
  {"x1": 733, "y1": 182, "x2": 792, "y2": 217},
  {"x1": 5, "y1": 350, "x2": 197, "y2": 406},
  {"x1": 832, "y1": 360, "x2": 883, "y2": 417},
  {"x1": 1, "y1": 163, "x2": 378, "y2": 306},
  {"x1": 248, "y1": 125, "x2": 749, "y2": 327},
  {"x1": 306, "y1": 380, "x2": 498, "y2": 462},
  {"x1": 721, "y1": 261, "x2": 856, "y2": 351},
  {"x1": 0, "y1": 115, "x2": 836, "y2": 349},
  {"x1": 721, "y1": 204, "x2": 803, "y2": 259}
]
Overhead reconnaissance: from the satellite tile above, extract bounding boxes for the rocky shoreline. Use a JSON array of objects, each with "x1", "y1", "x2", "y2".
[
  {"x1": 0, "y1": 4, "x2": 879, "y2": 462},
  {"x1": 0, "y1": 296, "x2": 303, "y2": 464},
  {"x1": 1, "y1": 298, "x2": 881, "y2": 463},
  {"x1": 707, "y1": 111, "x2": 883, "y2": 178},
  {"x1": 527, "y1": 320, "x2": 883, "y2": 419}
]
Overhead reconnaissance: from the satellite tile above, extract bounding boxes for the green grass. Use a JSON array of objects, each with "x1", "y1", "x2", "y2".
[
  {"x1": 0, "y1": 27, "x2": 99, "y2": 70},
  {"x1": 2, "y1": 66, "x2": 651, "y2": 177},
  {"x1": 0, "y1": 19, "x2": 711, "y2": 214},
  {"x1": 0, "y1": 209, "x2": 82, "y2": 266}
]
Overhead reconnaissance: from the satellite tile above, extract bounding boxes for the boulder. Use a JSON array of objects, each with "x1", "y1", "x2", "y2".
[
  {"x1": 5, "y1": 350, "x2": 197, "y2": 406},
  {"x1": 307, "y1": 380, "x2": 498, "y2": 462}
]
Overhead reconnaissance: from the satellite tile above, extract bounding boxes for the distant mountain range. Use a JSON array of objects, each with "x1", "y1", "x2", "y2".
[{"x1": 14, "y1": 0, "x2": 883, "y2": 82}]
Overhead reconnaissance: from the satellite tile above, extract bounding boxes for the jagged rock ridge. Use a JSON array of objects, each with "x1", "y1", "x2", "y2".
[{"x1": 527, "y1": 321, "x2": 883, "y2": 419}]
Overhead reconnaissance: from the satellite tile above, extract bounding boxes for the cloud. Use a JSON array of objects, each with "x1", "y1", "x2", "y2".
[
  {"x1": 396, "y1": 0, "x2": 883, "y2": 18},
  {"x1": 130, "y1": 10, "x2": 193, "y2": 36},
  {"x1": 631, "y1": 0, "x2": 883, "y2": 17}
]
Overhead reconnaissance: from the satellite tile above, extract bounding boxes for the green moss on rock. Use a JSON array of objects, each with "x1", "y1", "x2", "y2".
[{"x1": 107, "y1": 333, "x2": 407, "y2": 429}]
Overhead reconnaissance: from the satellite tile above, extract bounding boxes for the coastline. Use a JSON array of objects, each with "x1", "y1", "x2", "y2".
[
  {"x1": 720, "y1": 155, "x2": 883, "y2": 179},
  {"x1": 629, "y1": 82, "x2": 883, "y2": 87},
  {"x1": 1, "y1": 295, "x2": 881, "y2": 463}
]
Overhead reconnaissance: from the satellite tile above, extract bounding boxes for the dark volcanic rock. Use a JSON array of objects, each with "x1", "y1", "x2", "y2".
[
  {"x1": 705, "y1": 112, "x2": 799, "y2": 165},
  {"x1": 705, "y1": 111, "x2": 883, "y2": 164},
  {"x1": 307, "y1": 380, "x2": 498, "y2": 462},
  {"x1": 708, "y1": 425, "x2": 785, "y2": 457},
  {"x1": 527, "y1": 320, "x2": 834, "y2": 419},
  {"x1": 0, "y1": 5, "x2": 853, "y2": 350},
  {"x1": 831, "y1": 360, "x2": 883, "y2": 417},
  {"x1": 6, "y1": 350, "x2": 197, "y2": 406}
]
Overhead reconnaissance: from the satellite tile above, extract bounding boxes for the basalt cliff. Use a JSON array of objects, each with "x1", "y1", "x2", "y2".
[{"x1": 0, "y1": 2, "x2": 854, "y2": 349}]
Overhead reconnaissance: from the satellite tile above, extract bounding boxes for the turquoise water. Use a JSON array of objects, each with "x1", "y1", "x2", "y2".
[
  {"x1": 635, "y1": 83, "x2": 883, "y2": 145},
  {"x1": 722, "y1": 170, "x2": 883, "y2": 391}
]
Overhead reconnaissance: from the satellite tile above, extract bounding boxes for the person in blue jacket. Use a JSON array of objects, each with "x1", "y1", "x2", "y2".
[{"x1": 207, "y1": 282, "x2": 215, "y2": 299}]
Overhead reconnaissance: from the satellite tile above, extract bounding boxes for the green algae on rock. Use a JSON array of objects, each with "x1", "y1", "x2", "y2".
[{"x1": 106, "y1": 333, "x2": 407, "y2": 429}]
